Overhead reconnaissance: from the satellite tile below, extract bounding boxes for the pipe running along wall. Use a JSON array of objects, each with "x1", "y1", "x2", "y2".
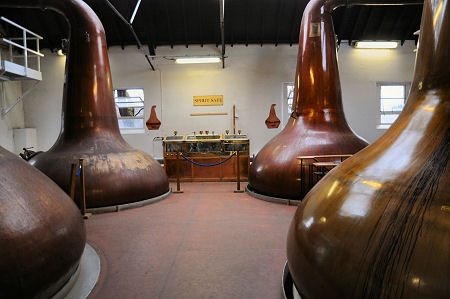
[
  {"x1": 1, "y1": 0, "x2": 169, "y2": 208},
  {"x1": 287, "y1": 0, "x2": 448, "y2": 297}
]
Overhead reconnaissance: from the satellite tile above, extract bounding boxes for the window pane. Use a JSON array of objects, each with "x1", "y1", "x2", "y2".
[
  {"x1": 381, "y1": 114, "x2": 399, "y2": 124},
  {"x1": 287, "y1": 84, "x2": 294, "y2": 114},
  {"x1": 114, "y1": 88, "x2": 145, "y2": 130},
  {"x1": 380, "y1": 85, "x2": 404, "y2": 99},
  {"x1": 126, "y1": 89, "x2": 144, "y2": 100},
  {"x1": 116, "y1": 101, "x2": 144, "y2": 108},
  {"x1": 380, "y1": 98, "x2": 404, "y2": 112},
  {"x1": 118, "y1": 119, "x2": 144, "y2": 129}
]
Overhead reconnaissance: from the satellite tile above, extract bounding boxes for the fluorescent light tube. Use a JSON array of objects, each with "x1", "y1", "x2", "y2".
[
  {"x1": 354, "y1": 41, "x2": 398, "y2": 49},
  {"x1": 175, "y1": 57, "x2": 221, "y2": 64}
]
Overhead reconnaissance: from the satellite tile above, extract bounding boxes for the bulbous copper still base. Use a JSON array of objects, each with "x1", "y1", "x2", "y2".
[
  {"x1": 0, "y1": 147, "x2": 86, "y2": 298},
  {"x1": 249, "y1": 117, "x2": 367, "y2": 199},
  {"x1": 34, "y1": 135, "x2": 169, "y2": 209},
  {"x1": 248, "y1": 0, "x2": 369, "y2": 200},
  {"x1": 287, "y1": 0, "x2": 448, "y2": 298},
  {"x1": 0, "y1": 0, "x2": 170, "y2": 209}
]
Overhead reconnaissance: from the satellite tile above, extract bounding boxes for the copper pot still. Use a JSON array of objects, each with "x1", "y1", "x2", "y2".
[
  {"x1": 265, "y1": 104, "x2": 281, "y2": 129},
  {"x1": 2, "y1": 0, "x2": 169, "y2": 208},
  {"x1": 146, "y1": 105, "x2": 162, "y2": 130},
  {"x1": 248, "y1": 0, "x2": 370, "y2": 200},
  {"x1": 287, "y1": 0, "x2": 448, "y2": 298},
  {"x1": 0, "y1": 146, "x2": 86, "y2": 298}
]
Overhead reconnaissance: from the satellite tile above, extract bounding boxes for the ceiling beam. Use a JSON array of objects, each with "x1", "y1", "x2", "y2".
[
  {"x1": 229, "y1": 0, "x2": 234, "y2": 47},
  {"x1": 392, "y1": 6, "x2": 411, "y2": 38},
  {"x1": 259, "y1": 0, "x2": 265, "y2": 46},
  {"x1": 245, "y1": 0, "x2": 249, "y2": 46},
  {"x1": 375, "y1": 7, "x2": 391, "y2": 39},
  {"x1": 274, "y1": 0, "x2": 282, "y2": 46},
  {"x1": 182, "y1": 0, "x2": 188, "y2": 48},
  {"x1": 401, "y1": 6, "x2": 421, "y2": 45},
  {"x1": 349, "y1": 7, "x2": 369, "y2": 45},
  {"x1": 220, "y1": 0, "x2": 225, "y2": 68},
  {"x1": 197, "y1": 0, "x2": 204, "y2": 47},
  {"x1": 337, "y1": 7, "x2": 351, "y2": 45},
  {"x1": 289, "y1": 0, "x2": 301, "y2": 46},
  {"x1": 163, "y1": 0, "x2": 174, "y2": 48},
  {"x1": 140, "y1": 0, "x2": 155, "y2": 55},
  {"x1": 360, "y1": 7, "x2": 376, "y2": 39}
]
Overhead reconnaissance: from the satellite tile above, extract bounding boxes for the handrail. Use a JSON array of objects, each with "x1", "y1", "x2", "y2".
[
  {"x1": 0, "y1": 38, "x2": 44, "y2": 57},
  {"x1": 0, "y1": 16, "x2": 43, "y2": 39}
]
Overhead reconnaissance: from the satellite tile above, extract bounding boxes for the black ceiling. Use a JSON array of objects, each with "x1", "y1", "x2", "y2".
[{"x1": 0, "y1": 0, "x2": 423, "y2": 54}]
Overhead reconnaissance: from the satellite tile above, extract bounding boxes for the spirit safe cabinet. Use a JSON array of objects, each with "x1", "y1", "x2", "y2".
[{"x1": 163, "y1": 133, "x2": 250, "y2": 181}]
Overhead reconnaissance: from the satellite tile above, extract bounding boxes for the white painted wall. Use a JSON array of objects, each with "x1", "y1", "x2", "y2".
[
  {"x1": 0, "y1": 81, "x2": 25, "y2": 152},
  {"x1": 338, "y1": 41, "x2": 416, "y2": 142},
  {"x1": 21, "y1": 42, "x2": 416, "y2": 158}
]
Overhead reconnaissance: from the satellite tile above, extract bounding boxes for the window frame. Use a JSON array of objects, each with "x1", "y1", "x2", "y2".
[
  {"x1": 376, "y1": 82, "x2": 410, "y2": 130},
  {"x1": 113, "y1": 88, "x2": 146, "y2": 134},
  {"x1": 282, "y1": 82, "x2": 295, "y2": 124}
]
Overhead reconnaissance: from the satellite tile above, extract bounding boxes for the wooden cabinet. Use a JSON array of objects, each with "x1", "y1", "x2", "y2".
[{"x1": 163, "y1": 133, "x2": 249, "y2": 182}]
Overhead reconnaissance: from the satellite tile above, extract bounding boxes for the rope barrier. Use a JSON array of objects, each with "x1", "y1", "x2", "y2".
[{"x1": 180, "y1": 152, "x2": 235, "y2": 167}]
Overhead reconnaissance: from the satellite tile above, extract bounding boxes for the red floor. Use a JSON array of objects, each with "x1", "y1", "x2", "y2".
[{"x1": 86, "y1": 182, "x2": 297, "y2": 299}]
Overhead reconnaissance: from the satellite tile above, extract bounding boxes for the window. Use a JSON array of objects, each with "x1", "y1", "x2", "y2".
[
  {"x1": 377, "y1": 83, "x2": 409, "y2": 129},
  {"x1": 286, "y1": 83, "x2": 295, "y2": 115},
  {"x1": 114, "y1": 88, "x2": 145, "y2": 133},
  {"x1": 282, "y1": 83, "x2": 295, "y2": 124}
]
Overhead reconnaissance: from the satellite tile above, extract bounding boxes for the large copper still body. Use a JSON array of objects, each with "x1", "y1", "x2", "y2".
[
  {"x1": 2, "y1": 0, "x2": 169, "y2": 209},
  {"x1": 248, "y1": 0, "x2": 370, "y2": 200},
  {"x1": 0, "y1": 147, "x2": 86, "y2": 298},
  {"x1": 287, "y1": 0, "x2": 448, "y2": 298}
]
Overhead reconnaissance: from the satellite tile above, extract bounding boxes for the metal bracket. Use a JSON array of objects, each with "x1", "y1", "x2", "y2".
[{"x1": 1, "y1": 80, "x2": 39, "y2": 118}]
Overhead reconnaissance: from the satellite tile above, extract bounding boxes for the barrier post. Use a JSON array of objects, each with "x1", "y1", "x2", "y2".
[
  {"x1": 69, "y1": 163, "x2": 77, "y2": 201},
  {"x1": 173, "y1": 152, "x2": 184, "y2": 193},
  {"x1": 79, "y1": 159, "x2": 91, "y2": 218},
  {"x1": 234, "y1": 151, "x2": 244, "y2": 193}
]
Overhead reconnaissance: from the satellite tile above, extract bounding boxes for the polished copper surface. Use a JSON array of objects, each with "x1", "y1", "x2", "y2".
[
  {"x1": 287, "y1": 0, "x2": 448, "y2": 298},
  {"x1": 248, "y1": 0, "x2": 369, "y2": 199},
  {"x1": 146, "y1": 105, "x2": 161, "y2": 130},
  {"x1": 265, "y1": 104, "x2": 281, "y2": 129},
  {"x1": 0, "y1": 147, "x2": 86, "y2": 298},
  {"x1": 1, "y1": 0, "x2": 169, "y2": 208}
]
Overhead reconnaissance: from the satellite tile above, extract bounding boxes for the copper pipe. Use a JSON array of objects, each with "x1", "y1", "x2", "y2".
[
  {"x1": 0, "y1": 0, "x2": 169, "y2": 208},
  {"x1": 0, "y1": 147, "x2": 86, "y2": 298},
  {"x1": 287, "y1": 0, "x2": 448, "y2": 298}
]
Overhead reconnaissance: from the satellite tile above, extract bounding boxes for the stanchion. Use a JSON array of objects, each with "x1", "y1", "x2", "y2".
[
  {"x1": 69, "y1": 159, "x2": 91, "y2": 218},
  {"x1": 79, "y1": 159, "x2": 91, "y2": 219},
  {"x1": 69, "y1": 163, "x2": 77, "y2": 201},
  {"x1": 173, "y1": 152, "x2": 184, "y2": 193},
  {"x1": 234, "y1": 151, "x2": 244, "y2": 193}
]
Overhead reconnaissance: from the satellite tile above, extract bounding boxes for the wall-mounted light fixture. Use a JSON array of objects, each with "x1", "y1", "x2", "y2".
[
  {"x1": 175, "y1": 57, "x2": 221, "y2": 64},
  {"x1": 354, "y1": 41, "x2": 398, "y2": 49}
]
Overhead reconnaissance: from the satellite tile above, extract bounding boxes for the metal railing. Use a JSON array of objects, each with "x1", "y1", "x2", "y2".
[{"x1": 0, "y1": 16, "x2": 44, "y2": 75}]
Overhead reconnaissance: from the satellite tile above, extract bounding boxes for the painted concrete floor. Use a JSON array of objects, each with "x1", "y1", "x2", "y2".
[{"x1": 86, "y1": 182, "x2": 297, "y2": 299}]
